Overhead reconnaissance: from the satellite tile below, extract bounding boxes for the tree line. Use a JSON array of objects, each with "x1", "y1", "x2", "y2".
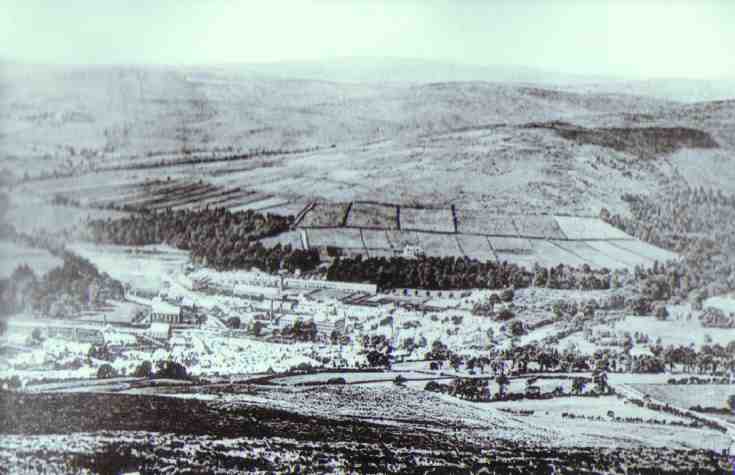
[
  {"x1": 326, "y1": 254, "x2": 613, "y2": 291},
  {"x1": 85, "y1": 207, "x2": 321, "y2": 273}
]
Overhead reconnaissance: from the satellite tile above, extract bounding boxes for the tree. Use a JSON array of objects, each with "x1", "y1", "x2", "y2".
[
  {"x1": 226, "y1": 317, "x2": 241, "y2": 329},
  {"x1": 133, "y1": 360, "x2": 153, "y2": 378},
  {"x1": 496, "y1": 373, "x2": 510, "y2": 398},
  {"x1": 155, "y1": 360, "x2": 188, "y2": 379},
  {"x1": 508, "y1": 320, "x2": 525, "y2": 337},
  {"x1": 496, "y1": 308, "x2": 515, "y2": 321},
  {"x1": 97, "y1": 363, "x2": 117, "y2": 379},
  {"x1": 500, "y1": 289, "x2": 515, "y2": 302},
  {"x1": 251, "y1": 321, "x2": 265, "y2": 338},
  {"x1": 728, "y1": 394, "x2": 735, "y2": 412},
  {"x1": 592, "y1": 369, "x2": 609, "y2": 394},
  {"x1": 366, "y1": 349, "x2": 391, "y2": 368}
]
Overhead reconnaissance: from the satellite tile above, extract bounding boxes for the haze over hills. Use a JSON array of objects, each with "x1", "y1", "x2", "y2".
[{"x1": 2, "y1": 59, "x2": 735, "y2": 217}]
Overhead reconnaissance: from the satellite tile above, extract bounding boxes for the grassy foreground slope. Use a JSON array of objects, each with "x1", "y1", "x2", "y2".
[{"x1": 0, "y1": 389, "x2": 731, "y2": 474}]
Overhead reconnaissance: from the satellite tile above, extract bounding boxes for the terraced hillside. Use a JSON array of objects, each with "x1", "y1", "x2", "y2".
[{"x1": 296, "y1": 202, "x2": 678, "y2": 269}]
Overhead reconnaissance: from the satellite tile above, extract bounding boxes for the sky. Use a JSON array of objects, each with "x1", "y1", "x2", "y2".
[{"x1": 2, "y1": 0, "x2": 734, "y2": 80}]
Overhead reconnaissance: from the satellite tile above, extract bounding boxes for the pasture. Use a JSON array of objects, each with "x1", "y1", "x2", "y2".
[{"x1": 399, "y1": 207, "x2": 455, "y2": 233}]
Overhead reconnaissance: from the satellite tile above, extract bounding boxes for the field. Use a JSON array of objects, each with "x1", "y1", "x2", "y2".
[
  {"x1": 304, "y1": 228, "x2": 365, "y2": 251},
  {"x1": 456, "y1": 234, "x2": 496, "y2": 261},
  {"x1": 580, "y1": 313, "x2": 735, "y2": 348},
  {"x1": 415, "y1": 233, "x2": 464, "y2": 257},
  {"x1": 608, "y1": 240, "x2": 680, "y2": 264},
  {"x1": 630, "y1": 384, "x2": 735, "y2": 424},
  {"x1": 346, "y1": 202, "x2": 398, "y2": 229},
  {"x1": 454, "y1": 210, "x2": 519, "y2": 235},
  {"x1": 512, "y1": 215, "x2": 567, "y2": 239},
  {"x1": 585, "y1": 241, "x2": 655, "y2": 267},
  {"x1": 0, "y1": 240, "x2": 62, "y2": 278},
  {"x1": 550, "y1": 240, "x2": 630, "y2": 269},
  {"x1": 553, "y1": 216, "x2": 633, "y2": 240},
  {"x1": 399, "y1": 207, "x2": 455, "y2": 233},
  {"x1": 360, "y1": 229, "x2": 392, "y2": 250},
  {"x1": 294, "y1": 203, "x2": 675, "y2": 269},
  {"x1": 529, "y1": 240, "x2": 592, "y2": 268},
  {"x1": 298, "y1": 202, "x2": 351, "y2": 227}
]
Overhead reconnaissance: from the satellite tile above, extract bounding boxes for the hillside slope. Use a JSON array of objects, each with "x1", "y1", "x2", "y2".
[{"x1": 3, "y1": 63, "x2": 734, "y2": 217}]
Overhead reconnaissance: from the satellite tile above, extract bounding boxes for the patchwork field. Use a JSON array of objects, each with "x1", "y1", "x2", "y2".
[{"x1": 294, "y1": 202, "x2": 680, "y2": 269}]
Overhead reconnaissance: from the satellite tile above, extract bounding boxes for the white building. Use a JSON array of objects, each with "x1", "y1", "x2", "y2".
[
  {"x1": 148, "y1": 322, "x2": 171, "y2": 340},
  {"x1": 402, "y1": 245, "x2": 425, "y2": 259}
]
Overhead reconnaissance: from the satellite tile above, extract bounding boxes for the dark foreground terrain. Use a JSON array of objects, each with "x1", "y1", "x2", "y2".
[{"x1": 0, "y1": 391, "x2": 731, "y2": 474}]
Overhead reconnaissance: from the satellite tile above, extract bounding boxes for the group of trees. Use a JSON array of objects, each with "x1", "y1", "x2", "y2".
[
  {"x1": 326, "y1": 255, "x2": 613, "y2": 291},
  {"x1": 421, "y1": 337, "x2": 735, "y2": 378},
  {"x1": 698, "y1": 306, "x2": 735, "y2": 329},
  {"x1": 604, "y1": 187, "x2": 735, "y2": 299},
  {"x1": 86, "y1": 207, "x2": 321, "y2": 273},
  {"x1": 650, "y1": 342, "x2": 735, "y2": 375},
  {"x1": 0, "y1": 253, "x2": 124, "y2": 320},
  {"x1": 279, "y1": 319, "x2": 319, "y2": 342}
]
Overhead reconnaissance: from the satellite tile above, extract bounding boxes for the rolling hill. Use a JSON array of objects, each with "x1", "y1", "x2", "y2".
[{"x1": 2, "y1": 60, "x2": 734, "y2": 222}]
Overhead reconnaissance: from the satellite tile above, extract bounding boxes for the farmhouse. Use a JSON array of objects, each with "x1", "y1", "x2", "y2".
[{"x1": 402, "y1": 245, "x2": 425, "y2": 259}]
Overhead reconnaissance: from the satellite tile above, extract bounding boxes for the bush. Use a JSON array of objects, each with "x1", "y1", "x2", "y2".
[
  {"x1": 290, "y1": 362, "x2": 316, "y2": 373},
  {"x1": 133, "y1": 360, "x2": 153, "y2": 378},
  {"x1": 496, "y1": 308, "x2": 515, "y2": 321},
  {"x1": 226, "y1": 317, "x2": 241, "y2": 329},
  {"x1": 500, "y1": 289, "x2": 515, "y2": 302},
  {"x1": 326, "y1": 377, "x2": 347, "y2": 385},
  {"x1": 97, "y1": 363, "x2": 117, "y2": 379},
  {"x1": 154, "y1": 360, "x2": 188, "y2": 380},
  {"x1": 728, "y1": 394, "x2": 735, "y2": 412}
]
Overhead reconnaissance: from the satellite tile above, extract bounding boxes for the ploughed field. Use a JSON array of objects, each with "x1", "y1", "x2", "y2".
[{"x1": 0, "y1": 391, "x2": 730, "y2": 474}]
